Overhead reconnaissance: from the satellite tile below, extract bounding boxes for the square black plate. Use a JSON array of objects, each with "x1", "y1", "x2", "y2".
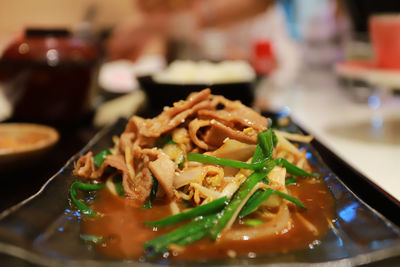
[{"x1": 0, "y1": 116, "x2": 399, "y2": 266}]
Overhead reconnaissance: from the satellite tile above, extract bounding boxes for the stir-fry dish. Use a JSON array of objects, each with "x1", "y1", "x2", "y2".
[{"x1": 72, "y1": 88, "x2": 334, "y2": 260}]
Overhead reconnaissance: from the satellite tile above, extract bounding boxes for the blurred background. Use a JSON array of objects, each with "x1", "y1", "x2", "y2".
[{"x1": 0, "y1": 0, "x2": 399, "y2": 211}]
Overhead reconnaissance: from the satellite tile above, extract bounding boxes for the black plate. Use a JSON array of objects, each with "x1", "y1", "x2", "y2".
[{"x1": 0, "y1": 116, "x2": 399, "y2": 266}]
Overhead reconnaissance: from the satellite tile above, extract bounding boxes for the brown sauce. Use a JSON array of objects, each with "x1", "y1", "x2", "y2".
[
  {"x1": 82, "y1": 177, "x2": 335, "y2": 260},
  {"x1": 0, "y1": 132, "x2": 49, "y2": 150}
]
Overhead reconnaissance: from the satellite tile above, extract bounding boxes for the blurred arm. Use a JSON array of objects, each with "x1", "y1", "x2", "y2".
[{"x1": 194, "y1": 0, "x2": 274, "y2": 28}]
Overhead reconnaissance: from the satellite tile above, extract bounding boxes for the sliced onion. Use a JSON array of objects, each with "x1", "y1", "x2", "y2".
[
  {"x1": 174, "y1": 167, "x2": 204, "y2": 188},
  {"x1": 222, "y1": 203, "x2": 291, "y2": 241},
  {"x1": 275, "y1": 130, "x2": 314, "y2": 143}
]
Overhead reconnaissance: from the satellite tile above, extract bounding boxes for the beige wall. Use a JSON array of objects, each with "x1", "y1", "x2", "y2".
[{"x1": 0, "y1": 0, "x2": 137, "y2": 42}]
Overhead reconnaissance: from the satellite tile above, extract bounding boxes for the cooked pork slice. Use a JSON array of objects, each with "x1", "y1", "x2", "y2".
[
  {"x1": 200, "y1": 96, "x2": 268, "y2": 132},
  {"x1": 120, "y1": 149, "x2": 153, "y2": 204},
  {"x1": 73, "y1": 153, "x2": 126, "y2": 179},
  {"x1": 73, "y1": 152, "x2": 97, "y2": 179},
  {"x1": 188, "y1": 119, "x2": 214, "y2": 150},
  {"x1": 148, "y1": 152, "x2": 176, "y2": 199},
  {"x1": 74, "y1": 150, "x2": 154, "y2": 205},
  {"x1": 122, "y1": 116, "x2": 157, "y2": 148},
  {"x1": 124, "y1": 89, "x2": 213, "y2": 139},
  {"x1": 119, "y1": 132, "x2": 135, "y2": 154},
  {"x1": 202, "y1": 120, "x2": 258, "y2": 148}
]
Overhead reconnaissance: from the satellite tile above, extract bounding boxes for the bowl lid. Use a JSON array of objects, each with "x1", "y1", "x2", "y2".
[{"x1": 1, "y1": 28, "x2": 97, "y2": 64}]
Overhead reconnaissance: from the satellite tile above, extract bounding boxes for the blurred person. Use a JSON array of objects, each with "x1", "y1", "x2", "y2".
[
  {"x1": 108, "y1": 0, "x2": 301, "y2": 93},
  {"x1": 107, "y1": 0, "x2": 275, "y2": 61}
]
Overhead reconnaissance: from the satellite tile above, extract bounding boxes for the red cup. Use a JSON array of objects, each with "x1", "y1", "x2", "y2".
[{"x1": 370, "y1": 14, "x2": 400, "y2": 69}]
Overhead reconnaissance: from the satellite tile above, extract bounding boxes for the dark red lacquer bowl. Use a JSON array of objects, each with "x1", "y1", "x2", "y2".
[{"x1": 0, "y1": 28, "x2": 98, "y2": 125}]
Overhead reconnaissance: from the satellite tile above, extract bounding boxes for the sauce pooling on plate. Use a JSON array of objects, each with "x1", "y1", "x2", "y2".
[
  {"x1": 82, "y1": 176, "x2": 334, "y2": 259},
  {"x1": 72, "y1": 89, "x2": 335, "y2": 260}
]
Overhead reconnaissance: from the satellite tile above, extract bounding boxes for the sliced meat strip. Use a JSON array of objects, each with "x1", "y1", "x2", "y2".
[
  {"x1": 73, "y1": 153, "x2": 128, "y2": 180},
  {"x1": 138, "y1": 100, "x2": 213, "y2": 138},
  {"x1": 73, "y1": 152, "x2": 97, "y2": 179},
  {"x1": 148, "y1": 152, "x2": 176, "y2": 199},
  {"x1": 210, "y1": 95, "x2": 268, "y2": 131},
  {"x1": 123, "y1": 152, "x2": 153, "y2": 204},
  {"x1": 202, "y1": 119, "x2": 258, "y2": 148},
  {"x1": 73, "y1": 150, "x2": 153, "y2": 206},
  {"x1": 188, "y1": 119, "x2": 213, "y2": 151},
  {"x1": 227, "y1": 106, "x2": 267, "y2": 132},
  {"x1": 122, "y1": 117, "x2": 157, "y2": 148},
  {"x1": 163, "y1": 88, "x2": 211, "y2": 118},
  {"x1": 136, "y1": 147, "x2": 164, "y2": 161},
  {"x1": 102, "y1": 153, "x2": 152, "y2": 205},
  {"x1": 119, "y1": 132, "x2": 135, "y2": 154},
  {"x1": 123, "y1": 89, "x2": 213, "y2": 138},
  {"x1": 197, "y1": 109, "x2": 236, "y2": 128}
]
